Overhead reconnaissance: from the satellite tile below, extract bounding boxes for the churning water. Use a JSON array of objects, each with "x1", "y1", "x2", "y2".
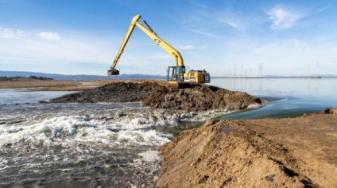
[
  {"x1": 0, "y1": 89, "x2": 223, "y2": 187},
  {"x1": 0, "y1": 90, "x2": 180, "y2": 187},
  {"x1": 1, "y1": 78, "x2": 337, "y2": 187}
]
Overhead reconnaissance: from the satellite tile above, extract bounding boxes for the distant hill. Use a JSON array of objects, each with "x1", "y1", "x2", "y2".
[
  {"x1": 0, "y1": 76, "x2": 53, "y2": 81},
  {"x1": 0, "y1": 71, "x2": 165, "y2": 81}
]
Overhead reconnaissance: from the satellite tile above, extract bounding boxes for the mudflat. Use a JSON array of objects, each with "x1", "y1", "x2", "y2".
[
  {"x1": 0, "y1": 80, "x2": 115, "y2": 91},
  {"x1": 158, "y1": 112, "x2": 337, "y2": 187}
]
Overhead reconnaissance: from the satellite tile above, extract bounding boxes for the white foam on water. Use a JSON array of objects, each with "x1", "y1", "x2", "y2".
[
  {"x1": 0, "y1": 108, "x2": 176, "y2": 187},
  {"x1": 0, "y1": 110, "x2": 176, "y2": 148},
  {"x1": 179, "y1": 109, "x2": 232, "y2": 122},
  {"x1": 247, "y1": 103, "x2": 263, "y2": 109},
  {"x1": 0, "y1": 101, "x2": 248, "y2": 187},
  {"x1": 0, "y1": 159, "x2": 8, "y2": 171},
  {"x1": 138, "y1": 150, "x2": 160, "y2": 163}
]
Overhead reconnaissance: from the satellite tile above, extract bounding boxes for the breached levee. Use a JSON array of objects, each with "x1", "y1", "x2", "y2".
[
  {"x1": 157, "y1": 111, "x2": 337, "y2": 187},
  {"x1": 49, "y1": 81, "x2": 262, "y2": 112}
]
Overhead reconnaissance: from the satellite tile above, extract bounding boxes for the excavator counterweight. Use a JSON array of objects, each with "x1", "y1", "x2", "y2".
[{"x1": 108, "y1": 15, "x2": 210, "y2": 86}]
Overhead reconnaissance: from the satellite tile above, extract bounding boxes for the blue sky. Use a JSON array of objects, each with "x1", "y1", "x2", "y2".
[{"x1": 1, "y1": 0, "x2": 337, "y2": 76}]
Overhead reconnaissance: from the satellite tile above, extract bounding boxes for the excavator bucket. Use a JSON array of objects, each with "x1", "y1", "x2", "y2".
[{"x1": 107, "y1": 68, "x2": 120, "y2": 76}]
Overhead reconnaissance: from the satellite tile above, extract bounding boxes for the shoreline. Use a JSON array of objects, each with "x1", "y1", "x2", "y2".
[
  {"x1": 157, "y1": 111, "x2": 337, "y2": 187},
  {"x1": 0, "y1": 80, "x2": 119, "y2": 91},
  {"x1": 2, "y1": 79, "x2": 336, "y2": 187}
]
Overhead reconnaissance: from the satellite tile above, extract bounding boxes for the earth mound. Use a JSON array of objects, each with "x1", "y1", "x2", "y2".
[
  {"x1": 158, "y1": 113, "x2": 337, "y2": 187},
  {"x1": 49, "y1": 81, "x2": 262, "y2": 112},
  {"x1": 50, "y1": 81, "x2": 159, "y2": 103},
  {"x1": 325, "y1": 107, "x2": 337, "y2": 115}
]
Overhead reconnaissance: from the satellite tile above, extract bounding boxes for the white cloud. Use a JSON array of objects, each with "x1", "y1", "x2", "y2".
[
  {"x1": 218, "y1": 11, "x2": 247, "y2": 30},
  {"x1": 316, "y1": 3, "x2": 334, "y2": 13},
  {"x1": 221, "y1": 17, "x2": 242, "y2": 29},
  {"x1": 267, "y1": 6, "x2": 301, "y2": 30},
  {"x1": 0, "y1": 27, "x2": 113, "y2": 67},
  {"x1": 176, "y1": 34, "x2": 337, "y2": 77},
  {"x1": 179, "y1": 45, "x2": 195, "y2": 50},
  {"x1": 38, "y1": 32, "x2": 61, "y2": 41},
  {"x1": 183, "y1": 26, "x2": 217, "y2": 38},
  {"x1": 0, "y1": 27, "x2": 25, "y2": 39}
]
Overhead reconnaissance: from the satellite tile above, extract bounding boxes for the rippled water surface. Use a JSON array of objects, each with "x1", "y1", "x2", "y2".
[
  {"x1": 0, "y1": 90, "x2": 179, "y2": 187},
  {"x1": 211, "y1": 78, "x2": 337, "y2": 119},
  {"x1": 1, "y1": 78, "x2": 337, "y2": 187}
]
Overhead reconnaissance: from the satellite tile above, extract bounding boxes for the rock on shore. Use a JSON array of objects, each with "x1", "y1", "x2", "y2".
[
  {"x1": 49, "y1": 81, "x2": 262, "y2": 112},
  {"x1": 158, "y1": 112, "x2": 337, "y2": 187}
]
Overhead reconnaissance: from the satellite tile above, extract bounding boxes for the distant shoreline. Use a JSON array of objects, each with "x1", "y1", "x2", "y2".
[{"x1": 2, "y1": 70, "x2": 337, "y2": 80}]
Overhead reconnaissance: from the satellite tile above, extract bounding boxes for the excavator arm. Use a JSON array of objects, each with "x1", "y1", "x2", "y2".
[{"x1": 108, "y1": 15, "x2": 184, "y2": 76}]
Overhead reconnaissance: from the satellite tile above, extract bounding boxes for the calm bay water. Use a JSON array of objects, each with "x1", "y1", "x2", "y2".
[
  {"x1": 0, "y1": 89, "x2": 74, "y2": 105},
  {"x1": 212, "y1": 78, "x2": 337, "y2": 119}
]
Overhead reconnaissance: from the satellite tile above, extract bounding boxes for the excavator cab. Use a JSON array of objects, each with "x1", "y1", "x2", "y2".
[
  {"x1": 167, "y1": 66, "x2": 185, "y2": 82},
  {"x1": 167, "y1": 66, "x2": 211, "y2": 87}
]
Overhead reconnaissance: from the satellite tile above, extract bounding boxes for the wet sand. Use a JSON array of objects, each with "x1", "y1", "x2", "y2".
[
  {"x1": 158, "y1": 111, "x2": 337, "y2": 187},
  {"x1": 0, "y1": 80, "x2": 117, "y2": 91}
]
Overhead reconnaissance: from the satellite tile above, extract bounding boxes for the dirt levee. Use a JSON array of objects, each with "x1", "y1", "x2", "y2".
[
  {"x1": 50, "y1": 81, "x2": 261, "y2": 111},
  {"x1": 158, "y1": 112, "x2": 337, "y2": 187},
  {"x1": 50, "y1": 81, "x2": 160, "y2": 103}
]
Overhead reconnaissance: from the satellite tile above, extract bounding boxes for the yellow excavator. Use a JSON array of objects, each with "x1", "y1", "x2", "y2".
[{"x1": 107, "y1": 15, "x2": 210, "y2": 87}]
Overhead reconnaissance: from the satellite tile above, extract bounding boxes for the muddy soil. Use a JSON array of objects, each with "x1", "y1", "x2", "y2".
[
  {"x1": 0, "y1": 80, "x2": 113, "y2": 91},
  {"x1": 158, "y1": 111, "x2": 337, "y2": 187},
  {"x1": 50, "y1": 81, "x2": 261, "y2": 112},
  {"x1": 50, "y1": 81, "x2": 161, "y2": 103}
]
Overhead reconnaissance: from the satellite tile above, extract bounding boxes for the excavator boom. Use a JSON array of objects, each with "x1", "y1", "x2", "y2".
[
  {"x1": 108, "y1": 14, "x2": 210, "y2": 85},
  {"x1": 108, "y1": 15, "x2": 184, "y2": 76}
]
